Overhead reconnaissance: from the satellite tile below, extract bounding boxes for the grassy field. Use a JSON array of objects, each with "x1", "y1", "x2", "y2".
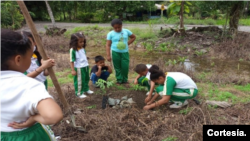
[{"x1": 124, "y1": 16, "x2": 250, "y2": 26}]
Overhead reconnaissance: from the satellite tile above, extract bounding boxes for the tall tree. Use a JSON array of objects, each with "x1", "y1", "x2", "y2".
[
  {"x1": 45, "y1": 0, "x2": 55, "y2": 27},
  {"x1": 167, "y1": 0, "x2": 192, "y2": 36},
  {"x1": 196, "y1": 1, "x2": 244, "y2": 37}
]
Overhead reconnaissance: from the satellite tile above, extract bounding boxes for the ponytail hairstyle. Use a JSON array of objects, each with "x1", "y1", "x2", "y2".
[
  {"x1": 149, "y1": 65, "x2": 165, "y2": 81},
  {"x1": 134, "y1": 64, "x2": 160, "y2": 73},
  {"x1": 69, "y1": 32, "x2": 86, "y2": 51},
  {"x1": 150, "y1": 65, "x2": 159, "y2": 71},
  {"x1": 19, "y1": 31, "x2": 42, "y2": 66},
  {"x1": 1, "y1": 29, "x2": 32, "y2": 70}
]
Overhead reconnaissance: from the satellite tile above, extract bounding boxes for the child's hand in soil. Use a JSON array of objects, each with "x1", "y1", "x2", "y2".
[
  {"x1": 147, "y1": 101, "x2": 153, "y2": 105},
  {"x1": 8, "y1": 116, "x2": 36, "y2": 129},
  {"x1": 145, "y1": 96, "x2": 151, "y2": 104},
  {"x1": 41, "y1": 58, "x2": 55, "y2": 69},
  {"x1": 71, "y1": 70, "x2": 77, "y2": 76},
  {"x1": 143, "y1": 105, "x2": 152, "y2": 110}
]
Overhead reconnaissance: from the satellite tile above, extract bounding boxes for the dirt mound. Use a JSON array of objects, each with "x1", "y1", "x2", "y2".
[
  {"x1": 210, "y1": 32, "x2": 250, "y2": 61},
  {"x1": 50, "y1": 86, "x2": 250, "y2": 141}
]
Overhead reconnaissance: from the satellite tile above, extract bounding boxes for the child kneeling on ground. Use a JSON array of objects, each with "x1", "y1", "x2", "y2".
[
  {"x1": 143, "y1": 67, "x2": 198, "y2": 110},
  {"x1": 134, "y1": 64, "x2": 163, "y2": 103},
  {"x1": 1, "y1": 29, "x2": 63, "y2": 141},
  {"x1": 90, "y1": 55, "x2": 112, "y2": 87}
]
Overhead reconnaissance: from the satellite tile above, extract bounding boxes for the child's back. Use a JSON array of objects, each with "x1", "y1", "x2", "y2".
[
  {"x1": 1, "y1": 29, "x2": 62, "y2": 141},
  {"x1": 0, "y1": 71, "x2": 52, "y2": 132}
]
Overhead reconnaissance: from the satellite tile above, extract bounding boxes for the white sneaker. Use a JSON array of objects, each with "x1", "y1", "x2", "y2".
[
  {"x1": 78, "y1": 94, "x2": 87, "y2": 99},
  {"x1": 170, "y1": 100, "x2": 188, "y2": 108},
  {"x1": 146, "y1": 92, "x2": 155, "y2": 96},
  {"x1": 86, "y1": 90, "x2": 94, "y2": 94}
]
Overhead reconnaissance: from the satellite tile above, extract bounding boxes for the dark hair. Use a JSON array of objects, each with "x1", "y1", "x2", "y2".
[
  {"x1": 134, "y1": 64, "x2": 159, "y2": 73},
  {"x1": 111, "y1": 19, "x2": 122, "y2": 26},
  {"x1": 134, "y1": 64, "x2": 147, "y2": 73},
  {"x1": 1, "y1": 29, "x2": 31, "y2": 70},
  {"x1": 19, "y1": 31, "x2": 42, "y2": 66},
  {"x1": 95, "y1": 55, "x2": 105, "y2": 63},
  {"x1": 69, "y1": 32, "x2": 86, "y2": 51},
  {"x1": 149, "y1": 67, "x2": 165, "y2": 81}
]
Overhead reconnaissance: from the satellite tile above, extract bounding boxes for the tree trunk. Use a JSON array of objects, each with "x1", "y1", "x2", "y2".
[
  {"x1": 229, "y1": 2, "x2": 243, "y2": 37},
  {"x1": 179, "y1": 1, "x2": 185, "y2": 36},
  {"x1": 74, "y1": 1, "x2": 77, "y2": 20},
  {"x1": 245, "y1": 1, "x2": 249, "y2": 18},
  {"x1": 45, "y1": 0, "x2": 55, "y2": 27}
]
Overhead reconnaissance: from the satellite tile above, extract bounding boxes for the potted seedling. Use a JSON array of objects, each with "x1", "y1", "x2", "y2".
[{"x1": 96, "y1": 79, "x2": 114, "y2": 109}]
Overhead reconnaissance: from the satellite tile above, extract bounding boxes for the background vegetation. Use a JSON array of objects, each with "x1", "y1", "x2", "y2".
[{"x1": 1, "y1": 1, "x2": 249, "y2": 29}]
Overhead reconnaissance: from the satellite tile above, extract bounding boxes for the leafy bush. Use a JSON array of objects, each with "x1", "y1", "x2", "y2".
[
  {"x1": 1, "y1": 1, "x2": 24, "y2": 29},
  {"x1": 78, "y1": 12, "x2": 94, "y2": 23}
]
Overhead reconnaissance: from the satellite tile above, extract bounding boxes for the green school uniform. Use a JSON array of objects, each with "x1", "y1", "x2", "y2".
[
  {"x1": 70, "y1": 47, "x2": 90, "y2": 96},
  {"x1": 157, "y1": 72, "x2": 198, "y2": 103},
  {"x1": 1, "y1": 123, "x2": 56, "y2": 141}
]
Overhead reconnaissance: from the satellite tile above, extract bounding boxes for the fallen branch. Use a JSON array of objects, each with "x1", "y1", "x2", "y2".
[{"x1": 206, "y1": 100, "x2": 232, "y2": 108}]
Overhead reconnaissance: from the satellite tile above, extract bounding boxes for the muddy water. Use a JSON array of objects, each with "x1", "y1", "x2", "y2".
[{"x1": 130, "y1": 50, "x2": 250, "y2": 74}]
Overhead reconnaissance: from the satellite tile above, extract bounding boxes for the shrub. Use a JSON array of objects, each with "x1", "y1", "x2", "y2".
[{"x1": 78, "y1": 12, "x2": 94, "y2": 23}]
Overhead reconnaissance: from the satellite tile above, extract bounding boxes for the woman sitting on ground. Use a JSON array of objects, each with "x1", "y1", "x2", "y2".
[{"x1": 143, "y1": 67, "x2": 198, "y2": 110}]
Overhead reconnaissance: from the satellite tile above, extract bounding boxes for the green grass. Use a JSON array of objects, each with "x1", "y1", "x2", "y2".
[
  {"x1": 65, "y1": 25, "x2": 158, "y2": 46},
  {"x1": 179, "y1": 107, "x2": 193, "y2": 115},
  {"x1": 162, "y1": 136, "x2": 178, "y2": 141},
  {"x1": 64, "y1": 25, "x2": 109, "y2": 38},
  {"x1": 124, "y1": 16, "x2": 250, "y2": 26},
  {"x1": 205, "y1": 83, "x2": 250, "y2": 104},
  {"x1": 47, "y1": 69, "x2": 72, "y2": 87},
  {"x1": 234, "y1": 84, "x2": 250, "y2": 92},
  {"x1": 124, "y1": 17, "x2": 217, "y2": 25}
]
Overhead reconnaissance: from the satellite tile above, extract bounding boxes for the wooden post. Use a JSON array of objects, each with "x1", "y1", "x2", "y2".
[{"x1": 17, "y1": 1, "x2": 69, "y2": 111}]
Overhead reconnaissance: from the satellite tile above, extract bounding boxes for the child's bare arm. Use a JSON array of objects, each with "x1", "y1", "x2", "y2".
[
  {"x1": 26, "y1": 66, "x2": 44, "y2": 78},
  {"x1": 8, "y1": 98, "x2": 64, "y2": 129},
  {"x1": 44, "y1": 69, "x2": 49, "y2": 76},
  {"x1": 107, "y1": 65, "x2": 112, "y2": 74},
  {"x1": 144, "y1": 95, "x2": 171, "y2": 110},
  {"x1": 34, "y1": 98, "x2": 63, "y2": 125},
  {"x1": 27, "y1": 59, "x2": 54, "y2": 78},
  {"x1": 147, "y1": 93, "x2": 159, "y2": 104},
  {"x1": 147, "y1": 81, "x2": 155, "y2": 97},
  {"x1": 106, "y1": 40, "x2": 112, "y2": 62},
  {"x1": 95, "y1": 66, "x2": 102, "y2": 77},
  {"x1": 70, "y1": 62, "x2": 76, "y2": 76},
  {"x1": 128, "y1": 34, "x2": 136, "y2": 45},
  {"x1": 134, "y1": 74, "x2": 141, "y2": 84}
]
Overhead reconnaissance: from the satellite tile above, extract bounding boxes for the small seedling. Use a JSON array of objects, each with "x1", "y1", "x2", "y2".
[
  {"x1": 86, "y1": 105, "x2": 96, "y2": 109},
  {"x1": 165, "y1": 59, "x2": 177, "y2": 66},
  {"x1": 146, "y1": 43, "x2": 153, "y2": 53},
  {"x1": 44, "y1": 25, "x2": 48, "y2": 30},
  {"x1": 211, "y1": 62, "x2": 215, "y2": 67},
  {"x1": 178, "y1": 57, "x2": 186, "y2": 63},
  {"x1": 179, "y1": 107, "x2": 192, "y2": 115},
  {"x1": 195, "y1": 51, "x2": 204, "y2": 56},
  {"x1": 142, "y1": 42, "x2": 147, "y2": 48},
  {"x1": 130, "y1": 84, "x2": 145, "y2": 91},
  {"x1": 134, "y1": 41, "x2": 138, "y2": 46},
  {"x1": 162, "y1": 136, "x2": 178, "y2": 141},
  {"x1": 96, "y1": 79, "x2": 114, "y2": 95},
  {"x1": 159, "y1": 43, "x2": 167, "y2": 52}
]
